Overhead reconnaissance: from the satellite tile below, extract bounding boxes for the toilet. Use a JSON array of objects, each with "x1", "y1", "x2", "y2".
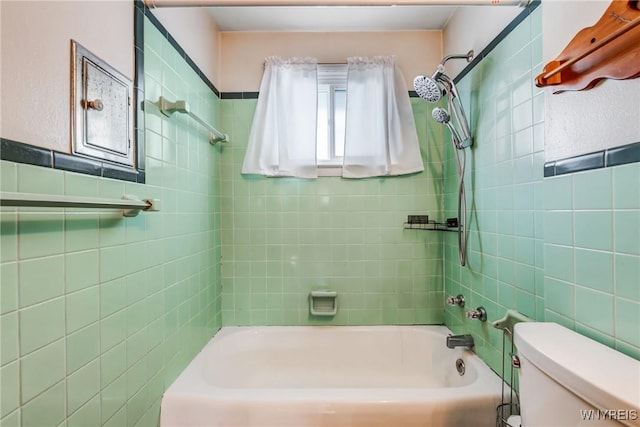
[{"x1": 512, "y1": 322, "x2": 640, "y2": 427}]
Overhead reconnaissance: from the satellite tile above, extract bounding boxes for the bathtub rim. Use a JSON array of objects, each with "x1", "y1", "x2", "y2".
[{"x1": 163, "y1": 324, "x2": 503, "y2": 401}]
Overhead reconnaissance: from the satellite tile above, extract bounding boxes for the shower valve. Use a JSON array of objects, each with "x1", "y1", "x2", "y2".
[
  {"x1": 466, "y1": 307, "x2": 487, "y2": 322},
  {"x1": 446, "y1": 294, "x2": 465, "y2": 308}
]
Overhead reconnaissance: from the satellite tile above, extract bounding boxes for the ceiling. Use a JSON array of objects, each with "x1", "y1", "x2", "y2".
[{"x1": 206, "y1": 6, "x2": 458, "y2": 32}]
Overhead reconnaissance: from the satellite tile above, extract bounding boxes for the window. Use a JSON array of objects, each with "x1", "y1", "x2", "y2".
[
  {"x1": 316, "y1": 64, "x2": 348, "y2": 167},
  {"x1": 243, "y1": 57, "x2": 422, "y2": 179}
]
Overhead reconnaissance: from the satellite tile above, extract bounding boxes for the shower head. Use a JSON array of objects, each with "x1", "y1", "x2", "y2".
[
  {"x1": 431, "y1": 106, "x2": 451, "y2": 124},
  {"x1": 416, "y1": 50, "x2": 475, "y2": 149},
  {"x1": 414, "y1": 50, "x2": 473, "y2": 101},
  {"x1": 432, "y1": 107, "x2": 464, "y2": 148},
  {"x1": 432, "y1": 107, "x2": 471, "y2": 149},
  {"x1": 413, "y1": 75, "x2": 443, "y2": 103},
  {"x1": 413, "y1": 51, "x2": 472, "y2": 103}
]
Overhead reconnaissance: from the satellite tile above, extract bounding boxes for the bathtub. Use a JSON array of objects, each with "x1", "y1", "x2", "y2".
[{"x1": 160, "y1": 326, "x2": 503, "y2": 427}]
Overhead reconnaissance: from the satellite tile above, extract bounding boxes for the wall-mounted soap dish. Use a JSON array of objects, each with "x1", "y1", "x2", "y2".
[{"x1": 309, "y1": 291, "x2": 338, "y2": 316}]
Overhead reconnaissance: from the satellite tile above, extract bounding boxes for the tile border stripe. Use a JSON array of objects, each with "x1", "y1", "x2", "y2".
[
  {"x1": 544, "y1": 141, "x2": 640, "y2": 177},
  {"x1": 222, "y1": 91, "x2": 418, "y2": 99},
  {"x1": 220, "y1": 92, "x2": 259, "y2": 100},
  {"x1": 0, "y1": 138, "x2": 52, "y2": 168},
  {"x1": 1, "y1": 138, "x2": 146, "y2": 183}
]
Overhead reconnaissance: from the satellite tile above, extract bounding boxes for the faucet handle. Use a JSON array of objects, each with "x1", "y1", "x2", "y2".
[
  {"x1": 466, "y1": 306, "x2": 487, "y2": 322},
  {"x1": 446, "y1": 294, "x2": 465, "y2": 307}
]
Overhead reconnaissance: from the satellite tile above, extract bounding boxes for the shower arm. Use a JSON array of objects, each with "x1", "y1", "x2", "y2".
[
  {"x1": 437, "y1": 53, "x2": 473, "y2": 143},
  {"x1": 440, "y1": 50, "x2": 474, "y2": 67}
]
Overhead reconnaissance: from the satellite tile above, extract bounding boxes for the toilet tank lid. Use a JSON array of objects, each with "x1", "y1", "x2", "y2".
[{"x1": 514, "y1": 322, "x2": 640, "y2": 414}]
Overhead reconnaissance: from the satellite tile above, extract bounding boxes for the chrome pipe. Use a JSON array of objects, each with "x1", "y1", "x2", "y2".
[{"x1": 440, "y1": 50, "x2": 474, "y2": 66}]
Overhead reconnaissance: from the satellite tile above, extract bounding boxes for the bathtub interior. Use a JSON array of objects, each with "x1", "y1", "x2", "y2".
[
  {"x1": 161, "y1": 326, "x2": 501, "y2": 427},
  {"x1": 161, "y1": 326, "x2": 504, "y2": 427},
  {"x1": 202, "y1": 326, "x2": 479, "y2": 389}
]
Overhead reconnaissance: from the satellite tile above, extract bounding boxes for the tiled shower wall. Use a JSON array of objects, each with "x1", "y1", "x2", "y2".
[
  {"x1": 443, "y1": 7, "x2": 545, "y2": 374},
  {"x1": 219, "y1": 98, "x2": 447, "y2": 326},
  {"x1": 0, "y1": 17, "x2": 222, "y2": 427},
  {"x1": 444, "y1": 6, "x2": 640, "y2": 377},
  {"x1": 542, "y1": 166, "x2": 640, "y2": 359}
]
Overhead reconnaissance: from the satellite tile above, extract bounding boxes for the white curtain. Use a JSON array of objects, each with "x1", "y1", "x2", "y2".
[
  {"x1": 242, "y1": 57, "x2": 318, "y2": 178},
  {"x1": 342, "y1": 56, "x2": 424, "y2": 178}
]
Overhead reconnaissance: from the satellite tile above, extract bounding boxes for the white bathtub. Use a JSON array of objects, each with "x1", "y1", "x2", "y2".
[{"x1": 160, "y1": 326, "x2": 503, "y2": 427}]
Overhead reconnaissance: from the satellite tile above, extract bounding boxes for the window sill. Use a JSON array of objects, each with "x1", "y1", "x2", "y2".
[{"x1": 317, "y1": 166, "x2": 343, "y2": 177}]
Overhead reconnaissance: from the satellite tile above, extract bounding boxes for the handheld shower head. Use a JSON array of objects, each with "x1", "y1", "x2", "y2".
[
  {"x1": 432, "y1": 107, "x2": 463, "y2": 148},
  {"x1": 413, "y1": 75, "x2": 443, "y2": 103},
  {"x1": 431, "y1": 106, "x2": 451, "y2": 124}
]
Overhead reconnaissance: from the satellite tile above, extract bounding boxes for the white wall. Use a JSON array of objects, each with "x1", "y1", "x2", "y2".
[
  {"x1": 443, "y1": 5, "x2": 522, "y2": 78},
  {"x1": 219, "y1": 31, "x2": 442, "y2": 92},
  {"x1": 0, "y1": 2, "x2": 220, "y2": 153},
  {"x1": 542, "y1": 0, "x2": 640, "y2": 161},
  {"x1": 0, "y1": 1, "x2": 134, "y2": 153},
  {"x1": 151, "y1": 8, "x2": 220, "y2": 88}
]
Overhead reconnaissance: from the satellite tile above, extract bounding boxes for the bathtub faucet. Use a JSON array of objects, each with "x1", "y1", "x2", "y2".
[{"x1": 446, "y1": 334, "x2": 474, "y2": 349}]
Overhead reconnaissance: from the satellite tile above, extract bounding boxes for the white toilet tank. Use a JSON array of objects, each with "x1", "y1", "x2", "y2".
[{"x1": 514, "y1": 322, "x2": 640, "y2": 427}]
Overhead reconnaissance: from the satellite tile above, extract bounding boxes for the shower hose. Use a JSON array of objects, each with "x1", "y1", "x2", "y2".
[{"x1": 451, "y1": 140, "x2": 467, "y2": 267}]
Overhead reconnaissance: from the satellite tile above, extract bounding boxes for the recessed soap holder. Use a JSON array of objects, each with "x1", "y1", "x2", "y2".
[{"x1": 309, "y1": 291, "x2": 338, "y2": 316}]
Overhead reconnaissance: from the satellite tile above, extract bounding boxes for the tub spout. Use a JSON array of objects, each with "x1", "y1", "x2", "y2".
[{"x1": 446, "y1": 334, "x2": 474, "y2": 349}]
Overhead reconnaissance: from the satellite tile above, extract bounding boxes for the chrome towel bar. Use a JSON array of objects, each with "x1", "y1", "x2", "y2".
[
  {"x1": 0, "y1": 192, "x2": 160, "y2": 217},
  {"x1": 155, "y1": 96, "x2": 229, "y2": 145}
]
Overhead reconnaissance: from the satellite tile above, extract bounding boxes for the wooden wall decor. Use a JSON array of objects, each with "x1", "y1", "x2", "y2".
[{"x1": 535, "y1": 0, "x2": 640, "y2": 93}]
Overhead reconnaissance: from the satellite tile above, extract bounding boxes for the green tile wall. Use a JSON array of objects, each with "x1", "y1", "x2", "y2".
[
  {"x1": 219, "y1": 98, "x2": 447, "y2": 326},
  {"x1": 3, "y1": 6, "x2": 638, "y2": 425},
  {"x1": 0, "y1": 17, "x2": 222, "y2": 427},
  {"x1": 444, "y1": 6, "x2": 640, "y2": 381},
  {"x1": 544, "y1": 165, "x2": 640, "y2": 358}
]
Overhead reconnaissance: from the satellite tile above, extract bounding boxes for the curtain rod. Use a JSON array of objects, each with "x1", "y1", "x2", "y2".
[{"x1": 145, "y1": 0, "x2": 530, "y2": 7}]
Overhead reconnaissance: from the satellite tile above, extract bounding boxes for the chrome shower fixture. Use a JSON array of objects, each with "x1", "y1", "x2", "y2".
[
  {"x1": 432, "y1": 107, "x2": 464, "y2": 149},
  {"x1": 413, "y1": 75, "x2": 443, "y2": 103},
  {"x1": 439, "y1": 50, "x2": 474, "y2": 67},
  {"x1": 414, "y1": 50, "x2": 474, "y2": 267},
  {"x1": 414, "y1": 50, "x2": 474, "y2": 150},
  {"x1": 431, "y1": 106, "x2": 450, "y2": 124},
  {"x1": 413, "y1": 50, "x2": 474, "y2": 102}
]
